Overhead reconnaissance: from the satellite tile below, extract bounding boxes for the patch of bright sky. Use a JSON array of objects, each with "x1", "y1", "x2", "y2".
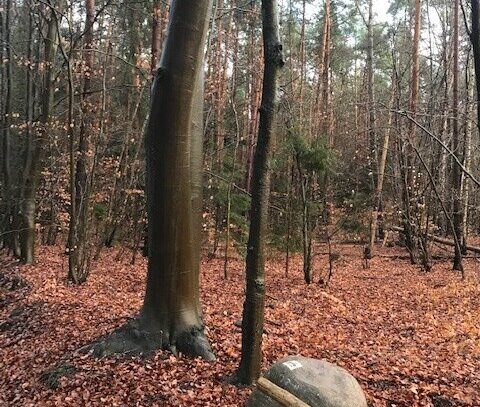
[
  {"x1": 298, "y1": 1, "x2": 392, "y2": 32},
  {"x1": 372, "y1": 1, "x2": 389, "y2": 22},
  {"x1": 302, "y1": 1, "x2": 390, "y2": 22},
  {"x1": 303, "y1": 1, "x2": 439, "y2": 27},
  {"x1": 300, "y1": 0, "x2": 442, "y2": 55}
]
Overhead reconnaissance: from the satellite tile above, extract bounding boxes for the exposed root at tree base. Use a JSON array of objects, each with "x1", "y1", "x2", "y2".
[
  {"x1": 174, "y1": 326, "x2": 216, "y2": 361},
  {"x1": 40, "y1": 363, "x2": 78, "y2": 389},
  {"x1": 82, "y1": 318, "x2": 215, "y2": 361}
]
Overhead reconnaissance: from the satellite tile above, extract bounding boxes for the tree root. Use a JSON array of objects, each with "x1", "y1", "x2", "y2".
[{"x1": 81, "y1": 318, "x2": 215, "y2": 361}]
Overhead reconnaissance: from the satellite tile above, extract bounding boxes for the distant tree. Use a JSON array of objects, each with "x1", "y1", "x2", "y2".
[
  {"x1": 401, "y1": 0, "x2": 422, "y2": 265},
  {"x1": 451, "y1": 0, "x2": 464, "y2": 273},
  {"x1": 1, "y1": 0, "x2": 14, "y2": 254},
  {"x1": 19, "y1": 0, "x2": 62, "y2": 264},
  {"x1": 68, "y1": 0, "x2": 96, "y2": 284}
]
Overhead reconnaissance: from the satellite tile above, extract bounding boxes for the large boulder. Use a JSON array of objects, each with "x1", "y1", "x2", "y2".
[{"x1": 247, "y1": 355, "x2": 368, "y2": 407}]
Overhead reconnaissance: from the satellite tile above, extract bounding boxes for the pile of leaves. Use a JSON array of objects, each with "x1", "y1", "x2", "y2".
[{"x1": 1, "y1": 244, "x2": 479, "y2": 406}]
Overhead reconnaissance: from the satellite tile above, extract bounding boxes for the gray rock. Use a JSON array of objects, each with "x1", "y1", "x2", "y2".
[{"x1": 247, "y1": 355, "x2": 368, "y2": 407}]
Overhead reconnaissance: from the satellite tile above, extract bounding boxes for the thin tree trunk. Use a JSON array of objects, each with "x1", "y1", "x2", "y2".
[
  {"x1": 245, "y1": 52, "x2": 262, "y2": 193},
  {"x1": 366, "y1": 0, "x2": 378, "y2": 187},
  {"x1": 402, "y1": 0, "x2": 422, "y2": 264},
  {"x1": 284, "y1": 162, "x2": 293, "y2": 277},
  {"x1": 314, "y1": 0, "x2": 330, "y2": 136},
  {"x1": 462, "y1": 57, "x2": 473, "y2": 253},
  {"x1": 470, "y1": 0, "x2": 480, "y2": 137},
  {"x1": 18, "y1": 2, "x2": 35, "y2": 256},
  {"x1": 245, "y1": 4, "x2": 261, "y2": 193},
  {"x1": 355, "y1": 0, "x2": 378, "y2": 195},
  {"x1": 452, "y1": 0, "x2": 463, "y2": 272},
  {"x1": 1, "y1": 0, "x2": 12, "y2": 251},
  {"x1": 150, "y1": 0, "x2": 163, "y2": 75},
  {"x1": 224, "y1": 70, "x2": 241, "y2": 279},
  {"x1": 68, "y1": 0, "x2": 95, "y2": 283},
  {"x1": 319, "y1": 0, "x2": 332, "y2": 225},
  {"x1": 369, "y1": 70, "x2": 396, "y2": 256},
  {"x1": 296, "y1": 153, "x2": 312, "y2": 284},
  {"x1": 320, "y1": 0, "x2": 331, "y2": 141},
  {"x1": 299, "y1": 0, "x2": 306, "y2": 124},
  {"x1": 366, "y1": 0, "x2": 378, "y2": 251},
  {"x1": 237, "y1": 0, "x2": 283, "y2": 385},
  {"x1": 20, "y1": 0, "x2": 61, "y2": 264}
]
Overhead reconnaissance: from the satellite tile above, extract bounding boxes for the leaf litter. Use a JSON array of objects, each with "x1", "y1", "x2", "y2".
[{"x1": 1, "y1": 244, "x2": 479, "y2": 406}]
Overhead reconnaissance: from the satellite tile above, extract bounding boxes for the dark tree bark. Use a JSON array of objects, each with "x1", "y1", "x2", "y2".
[
  {"x1": 470, "y1": 0, "x2": 480, "y2": 137},
  {"x1": 319, "y1": 0, "x2": 332, "y2": 142},
  {"x1": 244, "y1": 3, "x2": 261, "y2": 193},
  {"x1": 295, "y1": 151, "x2": 313, "y2": 284},
  {"x1": 237, "y1": 0, "x2": 283, "y2": 385},
  {"x1": 68, "y1": 0, "x2": 95, "y2": 284},
  {"x1": 402, "y1": 0, "x2": 422, "y2": 264},
  {"x1": 366, "y1": 0, "x2": 377, "y2": 182},
  {"x1": 19, "y1": 0, "x2": 60, "y2": 264},
  {"x1": 317, "y1": 0, "x2": 332, "y2": 225},
  {"x1": 1, "y1": 0, "x2": 13, "y2": 252},
  {"x1": 452, "y1": 0, "x2": 464, "y2": 273},
  {"x1": 150, "y1": 0, "x2": 163, "y2": 75},
  {"x1": 462, "y1": 61, "x2": 474, "y2": 254},
  {"x1": 359, "y1": 0, "x2": 380, "y2": 256},
  {"x1": 90, "y1": 0, "x2": 214, "y2": 361}
]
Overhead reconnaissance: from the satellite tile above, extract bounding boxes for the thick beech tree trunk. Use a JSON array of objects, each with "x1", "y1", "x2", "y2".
[
  {"x1": 142, "y1": 0, "x2": 214, "y2": 358},
  {"x1": 91, "y1": 0, "x2": 214, "y2": 361},
  {"x1": 237, "y1": 0, "x2": 283, "y2": 385}
]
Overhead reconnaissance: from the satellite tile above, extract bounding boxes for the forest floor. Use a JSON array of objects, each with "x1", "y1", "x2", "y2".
[{"x1": 1, "y1": 243, "x2": 479, "y2": 407}]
